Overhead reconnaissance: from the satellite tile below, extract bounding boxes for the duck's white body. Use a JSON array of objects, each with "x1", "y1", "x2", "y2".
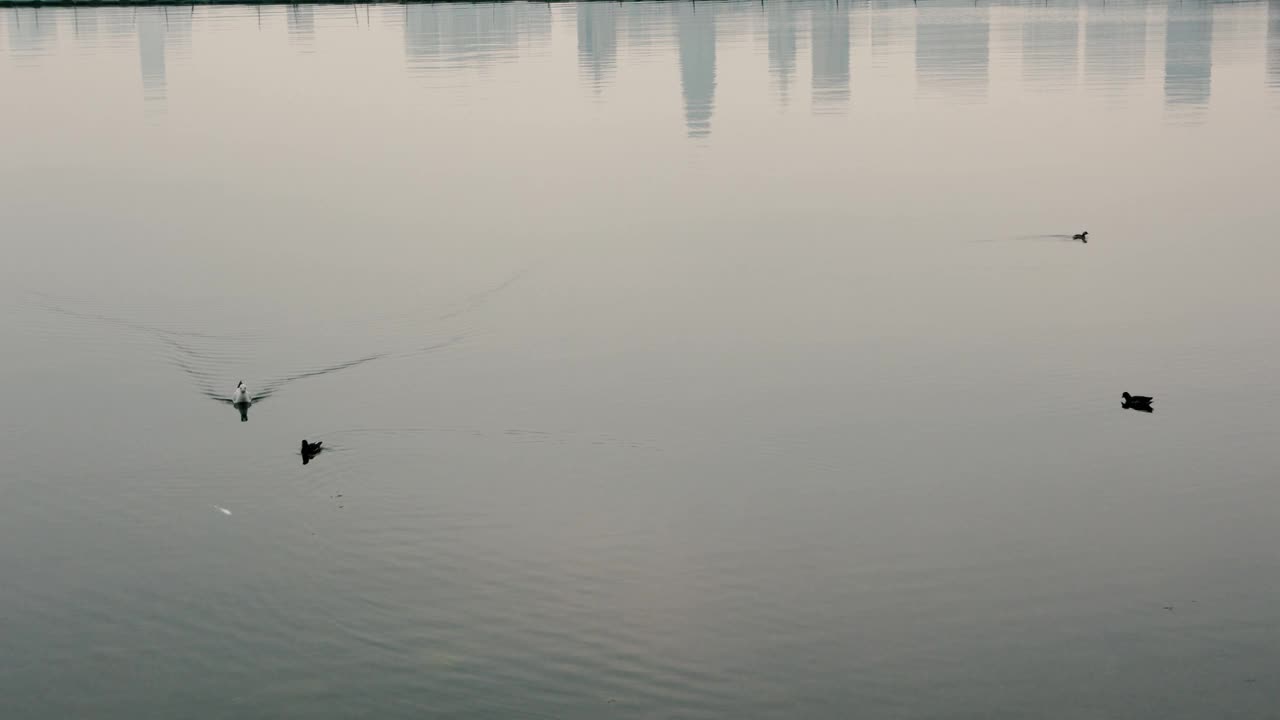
[{"x1": 232, "y1": 382, "x2": 251, "y2": 406}]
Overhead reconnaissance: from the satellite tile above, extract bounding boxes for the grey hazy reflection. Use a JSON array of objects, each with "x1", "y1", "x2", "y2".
[
  {"x1": 577, "y1": 1, "x2": 617, "y2": 93},
  {"x1": 870, "y1": 0, "x2": 912, "y2": 69},
  {"x1": 137, "y1": 7, "x2": 190, "y2": 107},
  {"x1": 7, "y1": 8, "x2": 57, "y2": 61},
  {"x1": 676, "y1": 2, "x2": 715, "y2": 139},
  {"x1": 4, "y1": 1, "x2": 1252, "y2": 136},
  {"x1": 1164, "y1": 0, "x2": 1213, "y2": 111},
  {"x1": 916, "y1": 1, "x2": 990, "y2": 100},
  {"x1": 402, "y1": 2, "x2": 549, "y2": 75},
  {"x1": 1269, "y1": 0, "x2": 1280, "y2": 92},
  {"x1": 68, "y1": 6, "x2": 97, "y2": 43},
  {"x1": 811, "y1": 0, "x2": 851, "y2": 112},
  {"x1": 767, "y1": 0, "x2": 799, "y2": 105},
  {"x1": 1084, "y1": 0, "x2": 1148, "y2": 96},
  {"x1": 287, "y1": 4, "x2": 314, "y2": 50},
  {"x1": 621, "y1": 0, "x2": 668, "y2": 56},
  {"x1": 1022, "y1": 3, "x2": 1079, "y2": 91}
]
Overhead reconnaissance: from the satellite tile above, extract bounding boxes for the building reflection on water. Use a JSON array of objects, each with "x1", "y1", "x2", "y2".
[
  {"x1": 810, "y1": 0, "x2": 850, "y2": 112},
  {"x1": 676, "y1": 1, "x2": 715, "y2": 139},
  {"x1": 4, "y1": 1, "x2": 1249, "y2": 135},
  {"x1": 916, "y1": 0, "x2": 990, "y2": 101},
  {"x1": 767, "y1": 0, "x2": 799, "y2": 105},
  {"x1": 1083, "y1": 0, "x2": 1148, "y2": 97},
  {"x1": 1268, "y1": 0, "x2": 1280, "y2": 93},
  {"x1": 1164, "y1": 1, "x2": 1213, "y2": 111},
  {"x1": 577, "y1": 1, "x2": 617, "y2": 94},
  {"x1": 1022, "y1": 1, "x2": 1078, "y2": 90}
]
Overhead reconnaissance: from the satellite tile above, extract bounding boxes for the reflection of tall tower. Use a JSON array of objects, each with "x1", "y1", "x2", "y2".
[
  {"x1": 915, "y1": 1, "x2": 989, "y2": 100},
  {"x1": 767, "y1": 0, "x2": 798, "y2": 104},
  {"x1": 1269, "y1": 0, "x2": 1280, "y2": 92},
  {"x1": 1022, "y1": 3, "x2": 1079, "y2": 90},
  {"x1": 103, "y1": 7, "x2": 136, "y2": 45},
  {"x1": 1084, "y1": 0, "x2": 1146, "y2": 94},
  {"x1": 403, "y1": 4, "x2": 442, "y2": 63},
  {"x1": 870, "y1": 0, "x2": 912, "y2": 70},
  {"x1": 577, "y1": 2, "x2": 617, "y2": 93},
  {"x1": 676, "y1": 3, "x2": 716, "y2": 139},
  {"x1": 136, "y1": 7, "x2": 191, "y2": 107},
  {"x1": 137, "y1": 10, "x2": 167, "y2": 102},
  {"x1": 69, "y1": 7, "x2": 99, "y2": 43},
  {"x1": 1164, "y1": 1, "x2": 1213, "y2": 108},
  {"x1": 402, "y1": 3, "x2": 549, "y2": 74},
  {"x1": 288, "y1": 4, "x2": 315, "y2": 50},
  {"x1": 7, "y1": 8, "x2": 58, "y2": 61},
  {"x1": 811, "y1": 0, "x2": 850, "y2": 111},
  {"x1": 622, "y1": 0, "x2": 668, "y2": 55}
]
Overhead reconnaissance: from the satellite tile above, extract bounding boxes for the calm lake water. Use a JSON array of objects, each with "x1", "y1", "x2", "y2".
[{"x1": 3, "y1": 1, "x2": 1280, "y2": 717}]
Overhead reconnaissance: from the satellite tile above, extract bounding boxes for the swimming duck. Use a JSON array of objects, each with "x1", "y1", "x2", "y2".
[
  {"x1": 1073, "y1": 231, "x2": 1089, "y2": 243},
  {"x1": 1122, "y1": 392, "x2": 1154, "y2": 412},
  {"x1": 232, "y1": 381, "x2": 251, "y2": 406},
  {"x1": 301, "y1": 439, "x2": 323, "y2": 464}
]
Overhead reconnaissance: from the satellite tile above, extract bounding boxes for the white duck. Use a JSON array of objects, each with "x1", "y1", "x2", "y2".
[{"x1": 231, "y1": 381, "x2": 252, "y2": 406}]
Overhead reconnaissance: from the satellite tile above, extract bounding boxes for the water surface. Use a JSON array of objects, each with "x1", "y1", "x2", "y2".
[{"x1": 3, "y1": 2, "x2": 1280, "y2": 718}]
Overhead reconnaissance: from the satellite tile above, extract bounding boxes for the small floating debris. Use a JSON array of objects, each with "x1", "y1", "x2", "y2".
[{"x1": 214, "y1": 505, "x2": 232, "y2": 516}]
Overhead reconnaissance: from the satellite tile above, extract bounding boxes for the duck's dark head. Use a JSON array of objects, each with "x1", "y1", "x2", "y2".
[
  {"x1": 1122, "y1": 392, "x2": 1131, "y2": 400},
  {"x1": 301, "y1": 440, "x2": 308, "y2": 451}
]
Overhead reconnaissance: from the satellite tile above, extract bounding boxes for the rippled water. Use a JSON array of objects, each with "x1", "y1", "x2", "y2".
[{"x1": 3, "y1": 1, "x2": 1280, "y2": 717}]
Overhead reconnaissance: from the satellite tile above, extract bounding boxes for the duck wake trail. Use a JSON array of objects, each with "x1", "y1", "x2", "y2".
[{"x1": 31, "y1": 264, "x2": 531, "y2": 409}]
